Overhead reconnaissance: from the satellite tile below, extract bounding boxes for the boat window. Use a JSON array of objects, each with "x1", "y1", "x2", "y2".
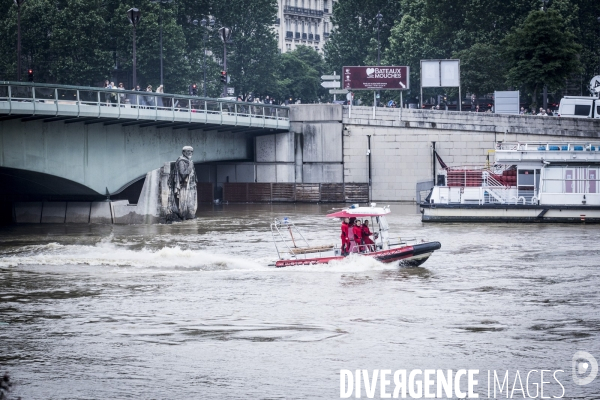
[
  {"x1": 597, "y1": 105, "x2": 600, "y2": 118},
  {"x1": 575, "y1": 104, "x2": 591, "y2": 116},
  {"x1": 518, "y1": 170, "x2": 535, "y2": 186}
]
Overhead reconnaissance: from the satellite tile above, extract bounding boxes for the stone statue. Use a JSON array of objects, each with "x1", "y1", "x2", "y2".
[{"x1": 168, "y1": 146, "x2": 197, "y2": 221}]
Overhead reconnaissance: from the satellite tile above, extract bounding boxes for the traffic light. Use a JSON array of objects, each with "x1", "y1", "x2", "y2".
[
  {"x1": 220, "y1": 71, "x2": 227, "y2": 84},
  {"x1": 189, "y1": 84, "x2": 197, "y2": 96},
  {"x1": 27, "y1": 69, "x2": 33, "y2": 82}
]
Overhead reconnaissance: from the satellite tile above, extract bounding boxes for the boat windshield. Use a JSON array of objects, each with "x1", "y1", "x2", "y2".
[{"x1": 377, "y1": 216, "x2": 389, "y2": 231}]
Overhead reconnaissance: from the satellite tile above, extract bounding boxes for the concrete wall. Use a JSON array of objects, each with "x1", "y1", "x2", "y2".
[
  {"x1": 288, "y1": 104, "x2": 345, "y2": 183},
  {"x1": 0, "y1": 119, "x2": 250, "y2": 196},
  {"x1": 343, "y1": 106, "x2": 600, "y2": 202},
  {"x1": 344, "y1": 106, "x2": 600, "y2": 137},
  {"x1": 15, "y1": 200, "x2": 113, "y2": 223}
]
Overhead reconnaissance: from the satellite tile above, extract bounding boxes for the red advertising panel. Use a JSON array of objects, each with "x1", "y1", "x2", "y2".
[{"x1": 342, "y1": 66, "x2": 410, "y2": 90}]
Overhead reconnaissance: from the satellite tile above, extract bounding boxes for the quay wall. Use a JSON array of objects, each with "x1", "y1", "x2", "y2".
[{"x1": 341, "y1": 106, "x2": 600, "y2": 202}]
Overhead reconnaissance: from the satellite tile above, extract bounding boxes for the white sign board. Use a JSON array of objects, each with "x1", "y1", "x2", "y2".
[
  {"x1": 494, "y1": 91, "x2": 520, "y2": 115},
  {"x1": 321, "y1": 81, "x2": 341, "y2": 88},
  {"x1": 440, "y1": 60, "x2": 460, "y2": 87},
  {"x1": 421, "y1": 59, "x2": 460, "y2": 87},
  {"x1": 227, "y1": 87, "x2": 235, "y2": 95},
  {"x1": 420, "y1": 59, "x2": 461, "y2": 111},
  {"x1": 421, "y1": 61, "x2": 440, "y2": 87}
]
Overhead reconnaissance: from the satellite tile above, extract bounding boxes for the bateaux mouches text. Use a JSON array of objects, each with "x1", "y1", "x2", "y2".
[{"x1": 340, "y1": 369, "x2": 566, "y2": 399}]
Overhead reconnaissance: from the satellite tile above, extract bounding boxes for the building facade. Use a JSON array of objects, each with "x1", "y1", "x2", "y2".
[{"x1": 274, "y1": 0, "x2": 337, "y2": 54}]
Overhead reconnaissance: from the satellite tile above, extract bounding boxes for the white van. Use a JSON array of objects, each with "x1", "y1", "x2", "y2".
[{"x1": 557, "y1": 96, "x2": 600, "y2": 118}]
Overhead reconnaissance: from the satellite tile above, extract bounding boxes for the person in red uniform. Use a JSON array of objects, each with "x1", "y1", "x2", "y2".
[
  {"x1": 340, "y1": 218, "x2": 350, "y2": 255},
  {"x1": 348, "y1": 218, "x2": 356, "y2": 253},
  {"x1": 353, "y1": 219, "x2": 363, "y2": 252},
  {"x1": 362, "y1": 220, "x2": 374, "y2": 251}
]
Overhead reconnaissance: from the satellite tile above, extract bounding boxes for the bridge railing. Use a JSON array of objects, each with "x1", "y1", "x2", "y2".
[{"x1": 0, "y1": 81, "x2": 289, "y2": 129}]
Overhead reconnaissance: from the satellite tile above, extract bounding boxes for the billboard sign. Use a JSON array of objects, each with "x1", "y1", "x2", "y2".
[
  {"x1": 420, "y1": 59, "x2": 460, "y2": 87},
  {"x1": 342, "y1": 66, "x2": 410, "y2": 90}
]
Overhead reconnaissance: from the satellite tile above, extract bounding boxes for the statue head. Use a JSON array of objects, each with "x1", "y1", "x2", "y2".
[{"x1": 182, "y1": 146, "x2": 193, "y2": 159}]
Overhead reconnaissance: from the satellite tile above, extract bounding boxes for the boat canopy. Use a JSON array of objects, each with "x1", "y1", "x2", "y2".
[{"x1": 326, "y1": 204, "x2": 390, "y2": 218}]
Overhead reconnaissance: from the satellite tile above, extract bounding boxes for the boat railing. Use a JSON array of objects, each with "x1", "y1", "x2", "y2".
[
  {"x1": 270, "y1": 217, "x2": 334, "y2": 260},
  {"x1": 497, "y1": 142, "x2": 600, "y2": 152}
]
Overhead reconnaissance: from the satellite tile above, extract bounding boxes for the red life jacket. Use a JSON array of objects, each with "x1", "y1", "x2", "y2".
[{"x1": 341, "y1": 222, "x2": 348, "y2": 239}]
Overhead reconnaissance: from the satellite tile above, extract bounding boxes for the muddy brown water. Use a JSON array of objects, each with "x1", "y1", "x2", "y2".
[{"x1": 0, "y1": 204, "x2": 598, "y2": 398}]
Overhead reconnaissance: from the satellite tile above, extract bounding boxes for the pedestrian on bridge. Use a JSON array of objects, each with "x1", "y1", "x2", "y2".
[{"x1": 156, "y1": 85, "x2": 164, "y2": 108}]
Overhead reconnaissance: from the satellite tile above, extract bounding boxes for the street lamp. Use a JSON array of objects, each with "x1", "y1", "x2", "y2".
[
  {"x1": 541, "y1": 0, "x2": 549, "y2": 109},
  {"x1": 376, "y1": 11, "x2": 383, "y2": 65},
  {"x1": 127, "y1": 8, "x2": 142, "y2": 88},
  {"x1": 218, "y1": 26, "x2": 232, "y2": 97},
  {"x1": 597, "y1": 17, "x2": 600, "y2": 75},
  {"x1": 14, "y1": 0, "x2": 26, "y2": 81},
  {"x1": 375, "y1": 11, "x2": 383, "y2": 108},
  {"x1": 151, "y1": 0, "x2": 172, "y2": 86},
  {"x1": 193, "y1": 17, "x2": 215, "y2": 97}
]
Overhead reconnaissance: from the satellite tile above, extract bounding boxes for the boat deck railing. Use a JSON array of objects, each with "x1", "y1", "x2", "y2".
[
  {"x1": 497, "y1": 142, "x2": 600, "y2": 152},
  {"x1": 270, "y1": 218, "x2": 335, "y2": 260}
]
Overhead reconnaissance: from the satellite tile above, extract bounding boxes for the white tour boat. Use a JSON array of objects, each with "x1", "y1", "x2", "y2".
[
  {"x1": 271, "y1": 204, "x2": 441, "y2": 267},
  {"x1": 421, "y1": 141, "x2": 600, "y2": 223}
]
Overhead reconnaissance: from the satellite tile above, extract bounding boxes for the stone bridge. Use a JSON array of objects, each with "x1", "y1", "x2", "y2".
[{"x1": 0, "y1": 82, "x2": 289, "y2": 200}]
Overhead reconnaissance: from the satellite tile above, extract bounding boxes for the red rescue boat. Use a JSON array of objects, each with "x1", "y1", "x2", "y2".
[{"x1": 270, "y1": 204, "x2": 441, "y2": 268}]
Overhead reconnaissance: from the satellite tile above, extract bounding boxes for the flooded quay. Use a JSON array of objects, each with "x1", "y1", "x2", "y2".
[{"x1": 0, "y1": 204, "x2": 599, "y2": 399}]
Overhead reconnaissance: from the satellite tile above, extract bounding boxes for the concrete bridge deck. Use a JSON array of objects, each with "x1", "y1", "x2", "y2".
[
  {"x1": 0, "y1": 82, "x2": 290, "y2": 199},
  {"x1": 0, "y1": 82, "x2": 289, "y2": 131}
]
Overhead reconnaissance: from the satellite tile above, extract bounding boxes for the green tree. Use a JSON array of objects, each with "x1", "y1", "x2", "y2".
[
  {"x1": 289, "y1": 45, "x2": 328, "y2": 101},
  {"x1": 277, "y1": 48, "x2": 320, "y2": 103},
  {"x1": 110, "y1": 0, "x2": 192, "y2": 93},
  {"x1": 49, "y1": 0, "x2": 113, "y2": 86},
  {"x1": 0, "y1": 0, "x2": 56, "y2": 82},
  {"x1": 503, "y1": 9, "x2": 581, "y2": 107},
  {"x1": 453, "y1": 43, "x2": 507, "y2": 98},
  {"x1": 209, "y1": 0, "x2": 280, "y2": 98},
  {"x1": 325, "y1": 0, "x2": 402, "y2": 74}
]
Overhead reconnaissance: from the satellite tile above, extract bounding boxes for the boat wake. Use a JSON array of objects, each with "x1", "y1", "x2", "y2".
[
  {"x1": 281, "y1": 253, "x2": 389, "y2": 272},
  {"x1": 0, "y1": 242, "x2": 266, "y2": 271}
]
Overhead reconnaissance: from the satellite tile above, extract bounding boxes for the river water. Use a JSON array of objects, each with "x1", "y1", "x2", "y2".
[{"x1": 0, "y1": 204, "x2": 599, "y2": 399}]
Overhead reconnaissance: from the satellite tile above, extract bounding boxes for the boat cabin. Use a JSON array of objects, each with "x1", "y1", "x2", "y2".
[{"x1": 428, "y1": 142, "x2": 600, "y2": 206}]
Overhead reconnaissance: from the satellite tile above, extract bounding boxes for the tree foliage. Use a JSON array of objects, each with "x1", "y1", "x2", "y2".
[
  {"x1": 325, "y1": 0, "x2": 599, "y2": 106},
  {"x1": 503, "y1": 9, "x2": 581, "y2": 104},
  {"x1": 277, "y1": 46, "x2": 322, "y2": 103},
  {"x1": 0, "y1": 0, "x2": 597, "y2": 105}
]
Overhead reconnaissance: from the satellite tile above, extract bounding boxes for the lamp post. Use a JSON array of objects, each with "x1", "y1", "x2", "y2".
[
  {"x1": 193, "y1": 17, "x2": 215, "y2": 97},
  {"x1": 14, "y1": 0, "x2": 26, "y2": 81},
  {"x1": 597, "y1": 17, "x2": 600, "y2": 75},
  {"x1": 375, "y1": 11, "x2": 383, "y2": 108},
  {"x1": 151, "y1": 0, "x2": 172, "y2": 86},
  {"x1": 218, "y1": 26, "x2": 232, "y2": 97},
  {"x1": 127, "y1": 8, "x2": 141, "y2": 88},
  {"x1": 541, "y1": 0, "x2": 548, "y2": 110}
]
